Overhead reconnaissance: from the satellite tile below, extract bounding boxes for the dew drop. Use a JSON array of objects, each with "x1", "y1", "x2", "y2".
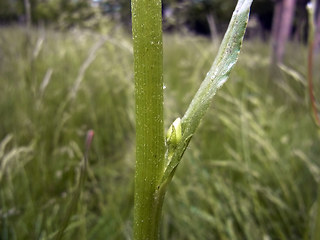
[{"x1": 217, "y1": 78, "x2": 227, "y2": 89}]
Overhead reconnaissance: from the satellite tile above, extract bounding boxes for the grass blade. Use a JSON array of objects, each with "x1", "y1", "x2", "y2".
[{"x1": 54, "y1": 130, "x2": 94, "y2": 240}]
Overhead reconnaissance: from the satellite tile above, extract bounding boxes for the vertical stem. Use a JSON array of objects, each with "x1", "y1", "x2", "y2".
[
  {"x1": 307, "y1": 40, "x2": 320, "y2": 126},
  {"x1": 307, "y1": 1, "x2": 320, "y2": 127},
  {"x1": 24, "y1": 0, "x2": 31, "y2": 29},
  {"x1": 271, "y1": 0, "x2": 283, "y2": 64},
  {"x1": 316, "y1": 0, "x2": 320, "y2": 50},
  {"x1": 131, "y1": 0, "x2": 165, "y2": 239},
  {"x1": 307, "y1": 4, "x2": 320, "y2": 240}
]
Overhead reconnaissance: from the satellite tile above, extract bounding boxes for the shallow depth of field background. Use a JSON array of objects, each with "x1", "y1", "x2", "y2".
[{"x1": 1, "y1": 0, "x2": 320, "y2": 239}]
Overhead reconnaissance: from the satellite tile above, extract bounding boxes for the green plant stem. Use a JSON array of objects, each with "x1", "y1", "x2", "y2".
[
  {"x1": 132, "y1": 0, "x2": 165, "y2": 239},
  {"x1": 307, "y1": 2, "x2": 320, "y2": 240},
  {"x1": 307, "y1": 1, "x2": 320, "y2": 127}
]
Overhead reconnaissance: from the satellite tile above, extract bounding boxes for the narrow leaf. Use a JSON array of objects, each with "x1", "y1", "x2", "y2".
[{"x1": 160, "y1": 0, "x2": 253, "y2": 187}]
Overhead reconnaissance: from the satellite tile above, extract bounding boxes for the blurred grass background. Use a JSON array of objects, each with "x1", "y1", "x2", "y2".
[{"x1": 0, "y1": 27, "x2": 320, "y2": 239}]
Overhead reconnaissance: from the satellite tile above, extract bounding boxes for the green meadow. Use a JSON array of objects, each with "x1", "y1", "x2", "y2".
[{"x1": 0, "y1": 27, "x2": 320, "y2": 239}]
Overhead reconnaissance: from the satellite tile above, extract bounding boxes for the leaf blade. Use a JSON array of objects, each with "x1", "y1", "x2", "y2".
[{"x1": 160, "y1": 0, "x2": 253, "y2": 187}]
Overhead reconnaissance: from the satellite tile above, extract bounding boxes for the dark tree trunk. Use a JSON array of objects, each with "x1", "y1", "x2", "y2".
[{"x1": 271, "y1": 0, "x2": 296, "y2": 64}]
